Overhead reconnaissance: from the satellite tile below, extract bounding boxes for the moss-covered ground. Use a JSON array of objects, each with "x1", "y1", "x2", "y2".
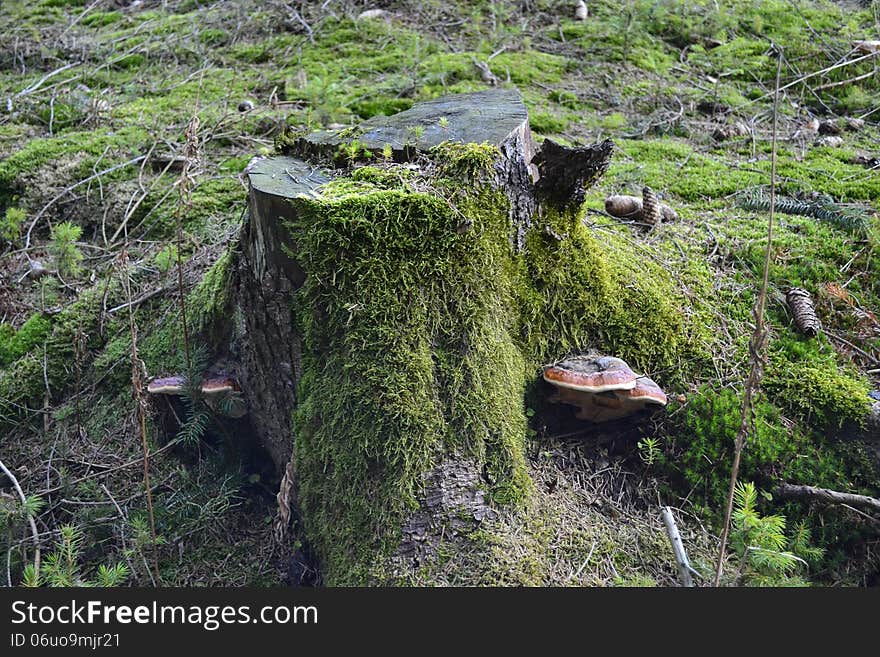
[{"x1": 1, "y1": 0, "x2": 879, "y2": 586}]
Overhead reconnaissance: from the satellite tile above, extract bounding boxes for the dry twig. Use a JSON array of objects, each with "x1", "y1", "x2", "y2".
[
  {"x1": 714, "y1": 46, "x2": 784, "y2": 587},
  {"x1": 0, "y1": 458, "x2": 41, "y2": 583}
]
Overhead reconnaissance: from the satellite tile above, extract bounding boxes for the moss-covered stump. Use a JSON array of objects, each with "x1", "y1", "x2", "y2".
[{"x1": 232, "y1": 90, "x2": 689, "y2": 584}]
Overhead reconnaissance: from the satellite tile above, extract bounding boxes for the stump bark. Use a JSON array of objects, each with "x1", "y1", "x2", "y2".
[
  {"x1": 233, "y1": 158, "x2": 330, "y2": 469},
  {"x1": 532, "y1": 137, "x2": 613, "y2": 208}
]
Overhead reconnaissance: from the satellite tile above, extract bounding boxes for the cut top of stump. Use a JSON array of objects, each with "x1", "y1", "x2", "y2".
[
  {"x1": 246, "y1": 157, "x2": 331, "y2": 201},
  {"x1": 299, "y1": 88, "x2": 533, "y2": 159}
]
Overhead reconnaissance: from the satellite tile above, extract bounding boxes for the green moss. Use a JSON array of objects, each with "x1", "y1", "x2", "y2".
[
  {"x1": 520, "y1": 209, "x2": 688, "y2": 374},
  {"x1": 2, "y1": 207, "x2": 26, "y2": 241},
  {"x1": 111, "y1": 53, "x2": 146, "y2": 71},
  {"x1": 0, "y1": 314, "x2": 52, "y2": 366},
  {"x1": 430, "y1": 141, "x2": 498, "y2": 177},
  {"x1": 598, "y1": 112, "x2": 627, "y2": 130},
  {"x1": 614, "y1": 138, "x2": 760, "y2": 203},
  {"x1": 285, "y1": 164, "x2": 530, "y2": 583},
  {"x1": 0, "y1": 127, "x2": 148, "y2": 210},
  {"x1": 489, "y1": 51, "x2": 571, "y2": 86},
  {"x1": 0, "y1": 286, "x2": 114, "y2": 432},
  {"x1": 549, "y1": 90, "x2": 580, "y2": 109},
  {"x1": 662, "y1": 385, "x2": 874, "y2": 515},
  {"x1": 198, "y1": 28, "x2": 228, "y2": 46},
  {"x1": 764, "y1": 336, "x2": 870, "y2": 430},
  {"x1": 190, "y1": 249, "x2": 233, "y2": 338},
  {"x1": 36, "y1": 102, "x2": 84, "y2": 130},
  {"x1": 529, "y1": 111, "x2": 568, "y2": 135},
  {"x1": 352, "y1": 98, "x2": 415, "y2": 120},
  {"x1": 661, "y1": 378, "x2": 877, "y2": 576},
  {"x1": 80, "y1": 10, "x2": 122, "y2": 27}
]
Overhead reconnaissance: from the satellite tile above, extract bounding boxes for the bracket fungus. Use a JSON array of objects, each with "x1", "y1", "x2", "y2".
[
  {"x1": 146, "y1": 375, "x2": 247, "y2": 418},
  {"x1": 543, "y1": 355, "x2": 668, "y2": 423}
]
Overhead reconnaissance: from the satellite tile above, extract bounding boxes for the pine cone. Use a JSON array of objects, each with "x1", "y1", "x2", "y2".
[
  {"x1": 786, "y1": 288, "x2": 820, "y2": 337},
  {"x1": 641, "y1": 186, "x2": 662, "y2": 227}
]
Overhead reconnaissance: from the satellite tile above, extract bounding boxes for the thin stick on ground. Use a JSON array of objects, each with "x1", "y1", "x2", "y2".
[
  {"x1": 773, "y1": 483, "x2": 880, "y2": 515},
  {"x1": 0, "y1": 458, "x2": 41, "y2": 583},
  {"x1": 173, "y1": 114, "x2": 200, "y2": 372},
  {"x1": 661, "y1": 506, "x2": 694, "y2": 587},
  {"x1": 713, "y1": 47, "x2": 784, "y2": 587}
]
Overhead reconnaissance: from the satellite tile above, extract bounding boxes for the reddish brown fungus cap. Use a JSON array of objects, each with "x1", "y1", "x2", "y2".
[
  {"x1": 146, "y1": 376, "x2": 186, "y2": 395},
  {"x1": 622, "y1": 376, "x2": 668, "y2": 407},
  {"x1": 544, "y1": 355, "x2": 668, "y2": 423},
  {"x1": 146, "y1": 375, "x2": 240, "y2": 396},
  {"x1": 542, "y1": 355, "x2": 637, "y2": 393},
  {"x1": 200, "y1": 377, "x2": 241, "y2": 395}
]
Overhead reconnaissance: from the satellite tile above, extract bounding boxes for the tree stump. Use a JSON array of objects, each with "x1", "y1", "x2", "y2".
[
  {"x1": 228, "y1": 88, "x2": 633, "y2": 583},
  {"x1": 232, "y1": 89, "x2": 546, "y2": 582}
]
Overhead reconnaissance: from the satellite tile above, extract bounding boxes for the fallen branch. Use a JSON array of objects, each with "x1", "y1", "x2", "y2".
[
  {"x1": 661, "y1": 506, "x2": 695, "y2": 587},
  {"x1": 13, "y1": 62, "x2": 78, "y2": 99},
  {"x1": 773, "y1": 483, "x2": 880, "y2": 515},
  {"x1": 0, "y1": 458, "x2": 41, "y2": 583},
  {"x1": 740, "y1": 49, "x2": 878, "y2": 108},
  {"x1": 107, "y1": 283, "x2": 172, "y2": 315}
]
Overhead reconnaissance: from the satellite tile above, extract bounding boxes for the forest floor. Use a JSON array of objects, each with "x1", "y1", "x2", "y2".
[{"x1": 1, "y1": 0, "x2": 879, "y2": 586}]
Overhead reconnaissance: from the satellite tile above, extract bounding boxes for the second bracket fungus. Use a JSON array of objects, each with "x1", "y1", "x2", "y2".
[{"x1": 543, "y1": 354, "x2": 668, "y2": 423}]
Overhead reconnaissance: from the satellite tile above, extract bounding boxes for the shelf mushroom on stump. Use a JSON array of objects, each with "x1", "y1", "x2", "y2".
[
  {"x1": 146, "y1": 374, "x2": 247, "y2": 418},
  {"x1": 543, "y1": 354, "x2": 668, "y2": 422}
]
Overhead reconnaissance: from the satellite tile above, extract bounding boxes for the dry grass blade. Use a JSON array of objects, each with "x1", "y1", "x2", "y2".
[
  {"x1": 120, "y1": 250, "x2": 160, "y2": 586},
  {"x1": 713, "y1": 46, "x2": 784, "y2": 587}
]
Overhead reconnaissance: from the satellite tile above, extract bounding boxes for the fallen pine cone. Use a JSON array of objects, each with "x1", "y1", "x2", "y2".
[
  {"x1": 605, "y1": 193, "x2": 678, "y2": 223},
  {"x1": 641, "y1": 186, "x2": 662, "y2": 228},
  {"x1": 787, "y1": 287, "x2": 821, "y2": 337},
  {"x1": 712, "y1": 120, "x2": 749, "y2": 141}
]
